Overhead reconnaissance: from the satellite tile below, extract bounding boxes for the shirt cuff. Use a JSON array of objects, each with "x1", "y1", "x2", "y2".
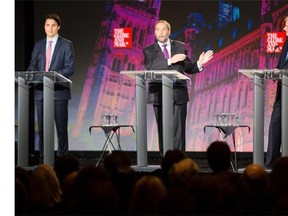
[
  {"x1": 197, "y1": 60, "x2": 203, "y2": 71},
  {"x1": 167, "y1": 58, "x2": 171, "y2": 66}
]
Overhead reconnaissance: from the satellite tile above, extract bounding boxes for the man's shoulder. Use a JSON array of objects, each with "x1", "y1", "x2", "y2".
[
  {"x1": 171, "y1": 40, "x2": 185, "y2": 46},
  {"x1": 144, "y1": 42, "x2": 157, "y2": 50},
  {"x1": 58, "y1": 36, "x2": 73, "y2": 44}
]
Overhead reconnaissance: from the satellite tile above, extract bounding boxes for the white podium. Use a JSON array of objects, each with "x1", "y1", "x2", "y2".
[
  {"x1": 120, "y1": 70, "x2": 190, "y2": 167},
  {"x1": 15, "y1": 71, "x2": 72, "y2": 166},
  {"x1": 238, "y1": 69, "x2": 288, "y2": 166}
]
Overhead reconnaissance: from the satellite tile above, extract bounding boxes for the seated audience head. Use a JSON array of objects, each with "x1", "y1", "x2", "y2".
[
  {"x1": 243, "y1": 163, "x2": 268, "y2": 192},
  {"x1": 53, "y1": 153, "x2": 80, "y2": 188},
  {"x1": 129, "y1": 175, "x2": 167, "y2": 215},
  {"x1": 169, "y1": 158, "x2": 199, "y2": 186},
  {"x1": 270, "y1": 156, "x2": 288, "y2": 196},
  {"x1": 72, "y1": 165, "x2": 119, "y2": 214},
  {"x1": 29, "y1": 164, "x2": 62, "y2": 212},
  {"x1": 161, "y1": 149, "x2": 186, "y2": 174},
  {"x1": 103, "y1": 150, "x2": 131, "y2": 174},
  {"x1": 207, "y1": 140, "x2": 231, "y2": 173}
]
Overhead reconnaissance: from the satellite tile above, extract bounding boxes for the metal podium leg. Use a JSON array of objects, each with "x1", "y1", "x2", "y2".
[
  {"x1": 17, "y1": 77, "x2": 29, "y2": 166},
  {"x1": 282, "y1": 74, "x2": 288, "y2": 156},
  {"x1": 162, "y1": 75, "x2": 174, "y2": 155},
  {"x1": 43, "y1": 77, "x2": 55, "y2": 166},
  {"x1": 136, "y1": 75, "x2": 147, "y2": 167},
  {"x1": 253, "y1": 75, "x2": 264, "y2": 165}
]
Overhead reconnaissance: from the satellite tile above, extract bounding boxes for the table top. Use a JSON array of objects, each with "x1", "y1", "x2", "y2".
[
  {"x1": 204, "y1": 124, "x2": 250, "y2": 136},
  {"x1": 89, "y1": 124, "x2": 135, "y2": 134}
]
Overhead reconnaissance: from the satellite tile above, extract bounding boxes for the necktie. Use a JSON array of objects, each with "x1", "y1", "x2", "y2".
[
  {"x1": 162, "y1": 44, "x2": 169, "y2": 59},
  {"x1": 286, "y1": 50, "x2": 288, "y2": 61},
  {"x1": 45, "y1": 41, "x2": 53, "y2": 72}
]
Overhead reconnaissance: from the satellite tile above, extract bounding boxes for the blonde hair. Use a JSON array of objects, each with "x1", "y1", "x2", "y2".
[
  {"x1": 155, "y1": 20, "x2": 171, "y2": 32},
  {"x1": 30, "y1": 164, "x2": 62, "y2": 208}
]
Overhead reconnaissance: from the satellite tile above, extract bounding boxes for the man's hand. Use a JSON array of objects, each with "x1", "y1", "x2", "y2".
[
  {"x1": 198, "y1": 50, "x2": 213, "y2": 66},
  {"x1": 171, "y1": 53, "x2": 186, "y2": 64}
]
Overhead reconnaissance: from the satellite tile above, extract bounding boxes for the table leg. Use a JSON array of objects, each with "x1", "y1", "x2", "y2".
[{"x1": 231, "y1": 131, "x2": 238, "y2": 172}]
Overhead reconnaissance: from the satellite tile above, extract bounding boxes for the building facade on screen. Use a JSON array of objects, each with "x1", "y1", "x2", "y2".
[{"x1": 71, "y1": 0, "x2": 288, "y2": 152}]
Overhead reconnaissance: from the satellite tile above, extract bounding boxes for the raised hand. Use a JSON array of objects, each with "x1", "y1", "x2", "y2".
[{"x1": 198, "y1": 50, "x2": 213, "y2": 66}]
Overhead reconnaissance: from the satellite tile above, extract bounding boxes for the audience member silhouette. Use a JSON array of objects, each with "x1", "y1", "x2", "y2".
[
  {"x1": 103, "y1": 151, "x2": 137, "y2": 214},
  {"x1": 168, "y1": 157, "x2": 199, "y2": 187},
  {"x1": 207, "y1": 140, "x2": 232, "y2": 173},
  {"x1": 15, "y1": 167, "x2": 31, "y2": 215},
  {"x1": 241, "y1": 164, "x2": 271, "y2": 214},
  {"x1": 71, "y1": 165, "x2": 119, "y2": 215},
  {"x1": 27, "y1": 164, "x2": 62, "y2": 214},
  {"x1": 53, "y1": 153, "x2": 80, "y2": 190},
  {"x1": 56, "y1": 171, "x2": 78, "y2": 214},
  {"x1": 155, "y1": 149, "x2": 187, "y2": 187},
  {"x1": 128, "y1": 175, "x2": 167, "y2": 215},
  {"x1": 269, "y1": 156, "x2": 288, "y2": 214},
  {"x1": 188, "y1": 174, "x2": 220, "y2": 215},
  {"x1": 163, "y1": 158, "x2": 200, "y2": 215}
]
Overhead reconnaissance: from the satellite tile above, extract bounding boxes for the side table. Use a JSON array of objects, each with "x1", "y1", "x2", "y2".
[{"x1": 89, "y1": 125, "x2": 135, "y2": 166}]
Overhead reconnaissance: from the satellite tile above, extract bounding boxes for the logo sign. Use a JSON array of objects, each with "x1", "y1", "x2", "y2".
[
  {"x1": 266, "y1": 32, "x2": 286, "y2": 53},
  {"x1": 113, "y1": 28, "x2": 132, "y2": 48}
]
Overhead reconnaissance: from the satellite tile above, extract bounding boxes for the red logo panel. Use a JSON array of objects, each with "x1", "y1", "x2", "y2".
[
  {"x1": 113, "y1": 28, "x2": 132, "y2": 48},
  {"x1": 266, "y1": 32, "x2": 286, "y2": 53}
]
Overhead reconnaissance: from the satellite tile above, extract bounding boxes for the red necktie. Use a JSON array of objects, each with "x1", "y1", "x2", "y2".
[
  {"x1": 45, "y1": 41, "x2": 53, "y2": 72},
  {"x1": 162, "y1": 44, "x2": 169, "y2": 59}
]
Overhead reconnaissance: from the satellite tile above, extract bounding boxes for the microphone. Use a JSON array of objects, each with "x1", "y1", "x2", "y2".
[{"x1": 27, "y1": 50, "x2": 42, "y2": 72}]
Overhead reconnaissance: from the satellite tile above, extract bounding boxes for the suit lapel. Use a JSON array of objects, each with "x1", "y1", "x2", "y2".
[
  {"x1": 51, "y1": 37, "x2": 61, "y2": 67},
  {"x1": 280, "y1": 41, "x2": 288, "y2": 67},
  {"x1": 170, "y1": 40, "x2": 177, "y2": 57}
]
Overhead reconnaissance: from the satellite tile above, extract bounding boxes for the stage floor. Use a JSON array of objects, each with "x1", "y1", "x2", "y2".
[{"x1": 20, "y1": 151, "x2": 254, "y2": 174}]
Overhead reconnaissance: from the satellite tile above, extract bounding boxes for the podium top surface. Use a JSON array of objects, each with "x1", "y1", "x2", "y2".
[
  {"x1": 120, "y1": 70, "x2": 190, "y2": 80},
  {"x1": 15, "y1": 71, "x2": 72, "y2": 84},
  {"x1": 238, "y1": 69, "x2": 288, "y2": 79}
]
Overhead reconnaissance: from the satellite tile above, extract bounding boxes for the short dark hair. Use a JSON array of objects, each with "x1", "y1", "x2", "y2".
[{"x1": 45, "y1": 13, "x2": 61, "y2": 26}]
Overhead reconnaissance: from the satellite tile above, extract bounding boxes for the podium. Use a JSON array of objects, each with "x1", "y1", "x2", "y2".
[
  {"x1": 15, "y1": 71, "x2": 72, "y2": 166},
  {"x1": 238, "y1": 69, "x2": 288, "y2": 166},
  {"x1": 120, "y1": 70, "x2": 190, "y2": 167}
]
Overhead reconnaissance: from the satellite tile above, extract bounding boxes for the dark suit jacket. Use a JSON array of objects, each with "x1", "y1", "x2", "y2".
[
  {"x1": 27, "y1": 36, "x2": 75, "y2": 100},
  {"x1": 143, "y1": 40, "x2": 200, "y2": 105},
  {"x1": 275, "y1": 38, "x2": 288, "y2": 102}
]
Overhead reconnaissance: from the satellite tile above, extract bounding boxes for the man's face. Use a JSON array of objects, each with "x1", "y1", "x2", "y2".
[
  {"x1": 154, "y1": 22, "x2": 170, "y2": 44},
  {"x1": 44, "y1": 18, "x2": 60, "y2": 38}
]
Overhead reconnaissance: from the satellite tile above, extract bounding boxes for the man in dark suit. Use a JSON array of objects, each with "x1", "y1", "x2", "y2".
[
  {"x1": 27, "y1": 13, "x2": 75, "y2": 160},
  {"x1": 143, "y1": 20, "x2": 213, "y2": 155},
  {"x1": 265, "y1": 15, "x2": 288, "y2": 168}
]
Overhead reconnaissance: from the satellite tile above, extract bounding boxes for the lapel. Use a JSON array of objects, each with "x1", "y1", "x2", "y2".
[
  {"x1": 51, "y1": 37, "x2": 61, "y2": 64},
  {"x1": 280, "y1": 40, "x2": 288, "y2": 68},
  {"x1": 154, "y1": 42, "x2": 165, "y2": 60},
  {"x1": 170, "y1": 40, "x2": 177, "y2": 56}
]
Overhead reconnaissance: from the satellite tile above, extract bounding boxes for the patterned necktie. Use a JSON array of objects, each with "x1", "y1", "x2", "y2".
[
  {"x1": 45, "y1": 41, "x2": 53, "y2": 72},
  {"x1": 162, "y1": 44, "x2": 169, "y2": 59}
]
